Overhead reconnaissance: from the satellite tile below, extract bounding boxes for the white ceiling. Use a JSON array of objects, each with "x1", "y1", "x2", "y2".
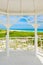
[{"x1": 0, "y1": 0, "x2": 43, "y2": 15}]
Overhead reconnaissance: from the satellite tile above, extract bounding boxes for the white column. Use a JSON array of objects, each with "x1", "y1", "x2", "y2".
[
  {"x1": 34, "y1": 15, "x2": 38, "y2": 55},
  {"x1": 6, "y1": 14, "x2": 10, "y2": 56},
  {"x1": 35, "y1": 26, "x2": 38, "y2": 55},
  {"x1": 6, "y1": 28, "x2": 9, "y2": 56}
]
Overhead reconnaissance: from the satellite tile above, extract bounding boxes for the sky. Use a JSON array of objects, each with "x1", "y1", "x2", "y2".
[{"x1": 0, "y1": 15, "x2": 43, "y2": 30}]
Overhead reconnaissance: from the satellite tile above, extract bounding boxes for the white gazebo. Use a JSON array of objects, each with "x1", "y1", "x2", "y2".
[{"x1": 0, "y1": 0, "x2": 43, "y2": 61}]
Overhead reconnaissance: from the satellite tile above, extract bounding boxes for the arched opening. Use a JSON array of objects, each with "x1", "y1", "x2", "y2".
[{"x1": 9, "y1": 17, "x2": 35, "y2": 51}]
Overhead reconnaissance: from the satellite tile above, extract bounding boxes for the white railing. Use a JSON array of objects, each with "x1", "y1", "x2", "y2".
[
  {"x1": 0, "y1": 36, "x2": 43, "y2": 55},
  {"x1": 37, "y1": 36, "x2": 43, "y2": 56},
  {"x1": 0, "y1": 38, "x2": 6, "y2": 52},
  {"x1": 9, "y1": 37, "x2": 35, "y2": 50},
  {"x1": 0, "y1": 37, "x2": 35, "y2": 51}
]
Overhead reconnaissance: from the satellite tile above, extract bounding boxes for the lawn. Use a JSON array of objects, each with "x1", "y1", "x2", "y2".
[{"x1": 0, "y1": 30, "x2": 43, "y2": 38}]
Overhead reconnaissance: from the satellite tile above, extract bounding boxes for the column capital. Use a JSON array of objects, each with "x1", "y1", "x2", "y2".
[
  {"x1": 5, "y1": 23, "x2": 11, "y2": 29},
  {"x1": 32, "y1": 23, "x2": 40, "y2": 28}
]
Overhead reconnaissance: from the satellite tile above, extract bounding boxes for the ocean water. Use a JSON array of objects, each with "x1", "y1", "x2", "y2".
[
  {"x1": 0, "y1": 28, "x2": 43, "y2": 32},
  {"x1": 13, "y1": 29, "x2": 43, "y2": 32}
]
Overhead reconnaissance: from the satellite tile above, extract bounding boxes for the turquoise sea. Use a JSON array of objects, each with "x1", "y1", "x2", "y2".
[
  {"x1": 12, "y1": 29, "x2": 43, "y2": 32},
  {"x1": 0, "y1": 28, "x2": 43, "y2": 32}
]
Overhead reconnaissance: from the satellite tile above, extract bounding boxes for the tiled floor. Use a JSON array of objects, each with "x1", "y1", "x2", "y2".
[{"x1": 0, "y1": 50, "x2": 43, "y2": 65}]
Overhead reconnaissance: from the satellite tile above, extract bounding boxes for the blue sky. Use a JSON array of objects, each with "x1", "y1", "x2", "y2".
[{"x1": 0, "y1": 15, "x2": 43, "y2": 30}]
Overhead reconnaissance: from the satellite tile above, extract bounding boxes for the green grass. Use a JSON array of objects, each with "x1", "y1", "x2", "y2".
[
  {"x1": 0, "y1": 30, "x2": 43, "y2": 38},
  {"x1": 9, "y1": 31, "x2": 35, "y2": 37}
]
